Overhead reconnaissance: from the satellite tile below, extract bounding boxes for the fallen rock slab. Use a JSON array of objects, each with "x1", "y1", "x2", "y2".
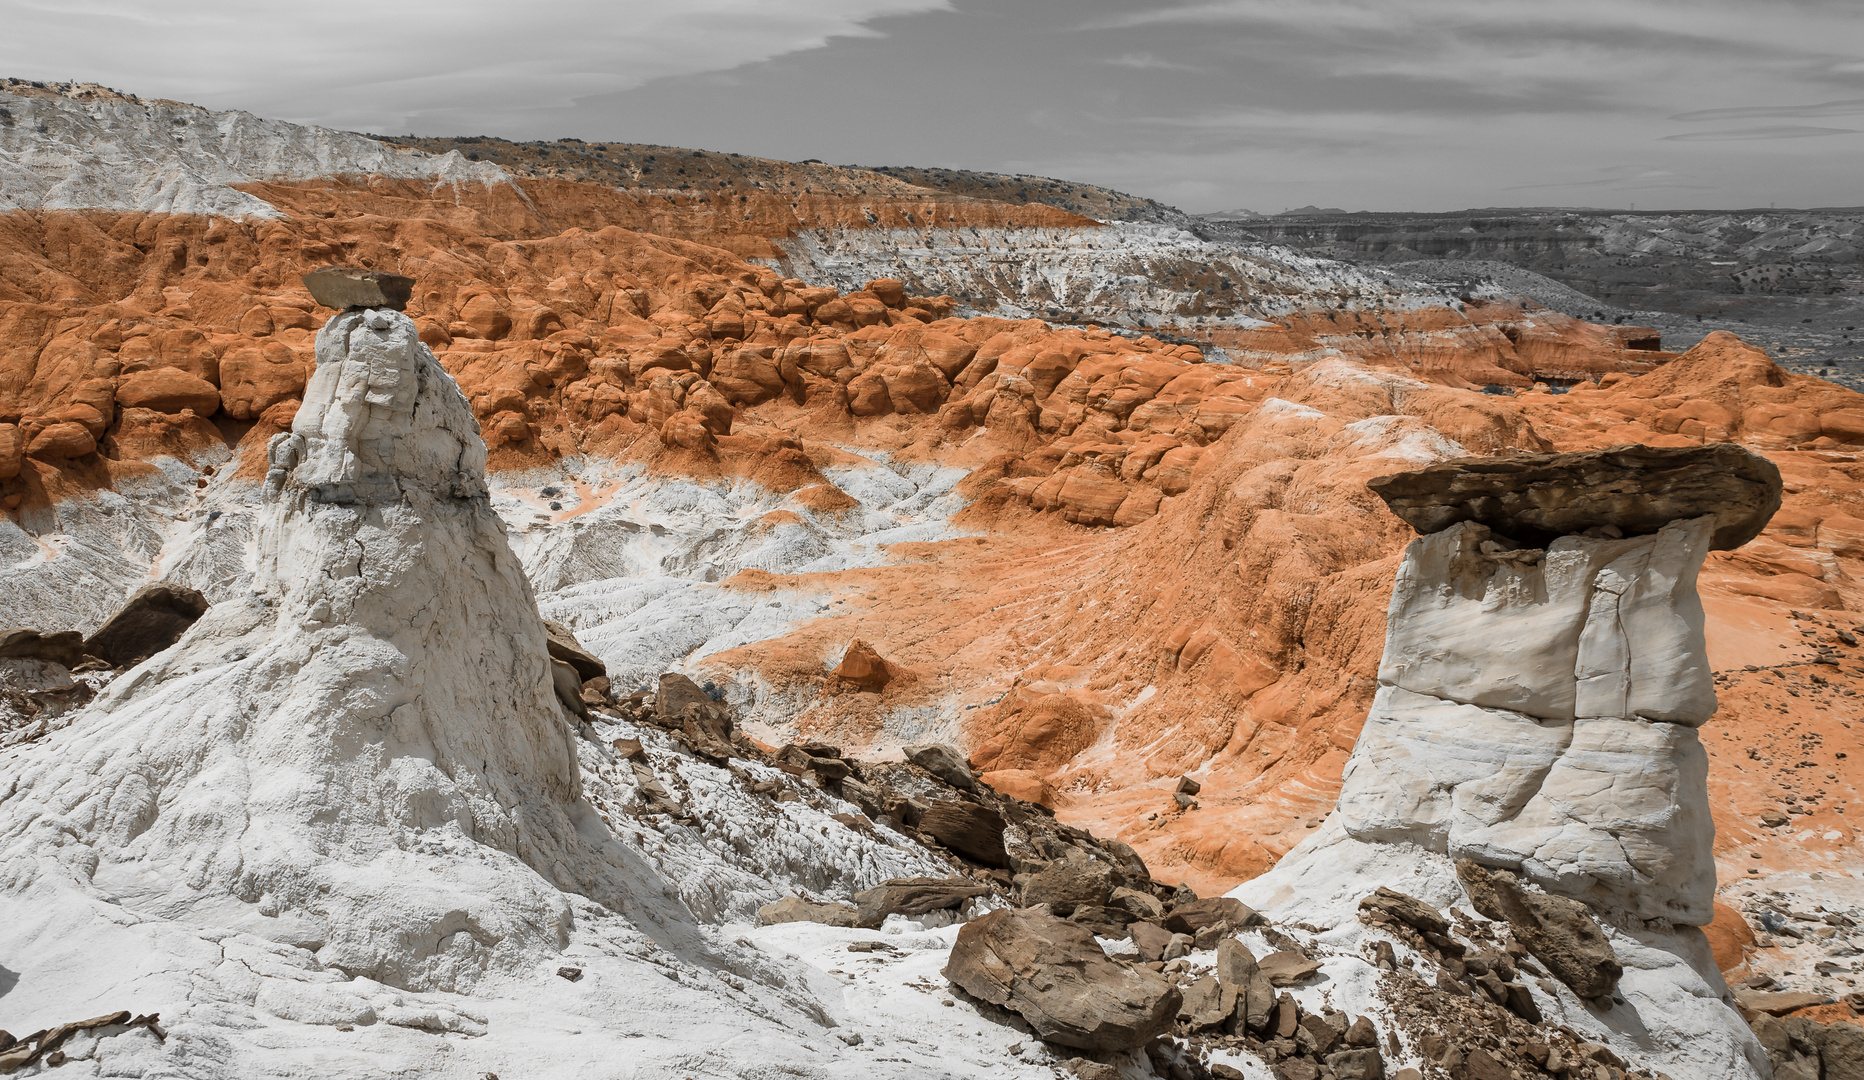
[
  {"x1": 1368, "y1": 443, "x2": 1782, "y2": 551},
  {"x1": 1457, "y1": 860, "x2": 1621, "y2": 999},
  {"x1": 904, "y1": 742, "x2": 977, "y2": 791},
  {"x1": 1259, "y1": 950, "x2": 1323, "y2": 986},
  {"x1": 543, "y1": 619, "x2": 606, "y2": 682},
  {"x1": 943, "y1": 908, "x2": 1179, "y2": 1051},
  {"x1": 917, "y1": 799, "x2": 1009, "y2": 867},
  {"x1": 1163, "y1": 896, "x2": 1262, "y2": 935},
  {"x1": 854, "y1": 876, "x2": 988, "y2": 929},
  {"x1": 1357, "y1": 887, "x2": 1449, "y2": 937},
  {"x1": 0, "y1": 628, "x2": 87, "y2": 668},
  {"x1": 1734, "y1": 989, "x2": 1830, "y2": 1016},
  {"x1": 757, "y1": 896, "x2": 859, "y2": 927}
]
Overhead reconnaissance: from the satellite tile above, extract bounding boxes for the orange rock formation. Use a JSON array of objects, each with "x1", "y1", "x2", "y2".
[{"x1": 3, "y1": 168, "x2": 1859, "y2": 941}]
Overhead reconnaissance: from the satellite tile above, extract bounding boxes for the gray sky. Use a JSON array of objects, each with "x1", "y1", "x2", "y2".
[{"x1": 7, "y1": 0, "x2": 1862, "y2": 212}]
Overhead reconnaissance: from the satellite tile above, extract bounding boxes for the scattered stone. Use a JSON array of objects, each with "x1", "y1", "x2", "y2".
[
  {"x1": 302, "y1": 266, "x2": 416, "y2": 311},
  {"x1": 757, "y1": 895, "x2": 859, "y2": 928},
  {"x1": 1163, "y1": 896, "x2": 1262, "y2": 935},
  {"x1": 853, "y1": 876, "x2": 987, "y2": 929},
  {"x1": 609, "y1": 737, "x2": 645, "y2": 761},
  {"x1": 847, "y1": 941, "x2": 898, "y2": 953},
  {"x1": 833, "y1": 638, "x2": 893, "y2": 690},
  {"x1": 83, "y1": 583, "x2": 209, "y2": 668},
  {"x1": 1503, "y1": 981, "x2": 1542, "y2": 1023},
  {"x1": 942, "y1": 908, "x2": 1180, "y2": 1052},
  {"x1": 1460, "y1": 1047, "x2": 1510, "y2": 1080},
  {"x1": 916, "y1": 800, "x2": 1009, "y2": 866},
  {"x1": 1456, "y1": 860, "x2": 1622, "y2": 999},
  {"x1": 903, "y1": 743, "x2": 978, "y2": 791},
  {"x1": 1176, "y1": 775, "x2": 1201, "y2": 796},
  {"x1": 557, "y1": 967, "x2": 582, "y2": 981},
  {"x1": 1259, "y1": 951, "x2": 1323, "y2": 986},
  {"x1": 1357, "y1": 887, "x2": 1449, "y2": 937},
  {"x1": 1368, "y1": 442, "x2": 1784, "y2": 550}
]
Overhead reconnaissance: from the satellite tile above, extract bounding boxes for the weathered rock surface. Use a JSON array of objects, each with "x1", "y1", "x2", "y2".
[
  {"x1": 1457, "y1": 860, "x2": 1623, "y2": 1000},
  {"x1": 942, "y1": 908, "x2": 1179, "y2": 1051},
  {"x1": 1021, "y1": 850, "x2": 1113, "y2": 913},
  {"x1": 1369, "y1": 443, "x2": 1783, "y2": 551},
  {"x1": 81, "y1": 583, "x2": 209, "y2": 668},
  {"x1": 302, "y1": 267, "x2": 417, "y2": 312}
]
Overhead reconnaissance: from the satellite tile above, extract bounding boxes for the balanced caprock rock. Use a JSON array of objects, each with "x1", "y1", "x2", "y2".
[{"x1": 1234, "y1": 443, "x2": 1780, "y2": 1080}]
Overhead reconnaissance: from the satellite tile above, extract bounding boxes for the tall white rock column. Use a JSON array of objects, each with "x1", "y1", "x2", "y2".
[{"x1": 1336, "y1": 516, "x2": 1718, "y2": 924}]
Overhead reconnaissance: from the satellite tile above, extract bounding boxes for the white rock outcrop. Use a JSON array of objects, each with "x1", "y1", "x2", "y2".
[
  {"x1": 1340, "y1": 516, "x2": 1718, "y2": 924},
  {"x1": 0, "y1": 82, "x2": 508, "y2": 218}
]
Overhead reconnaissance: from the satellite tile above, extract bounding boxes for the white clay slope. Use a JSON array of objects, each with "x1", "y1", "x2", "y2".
[
  {"x1": 0, "y1": 307, "x2": 1033, "y2": 1078},
  {"x1": 0, "y1": 81, "x2": 508, "y2": 217}
]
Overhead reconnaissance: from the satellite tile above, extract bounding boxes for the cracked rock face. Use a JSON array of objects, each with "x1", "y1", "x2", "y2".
[
  {"x1": 1337, "y1": 514, "x2": 1720, "y2": 924},
  {"x1": 1368, "y1": 443, "x2": 1783, "y2": 551},
  {"x1": 0, "y1": 307, "x2": 683, "y2": 995}
]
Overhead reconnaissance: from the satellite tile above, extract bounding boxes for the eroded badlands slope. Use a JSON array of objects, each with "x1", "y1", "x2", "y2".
[{"x1": 0, "y1": 78, "x2": 1860, "y2": 1002}]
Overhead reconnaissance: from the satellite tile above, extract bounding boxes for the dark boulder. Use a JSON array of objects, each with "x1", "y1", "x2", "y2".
[
  {"x1": 83, "y1": 583, "x2": 209, "y2": 668},
  {"x1": 943, "y1": 908, "x2": 1179, "y2": 1051},
  {"x1": 918, "y1": 800, "x2": 1009, "y2": 867}
]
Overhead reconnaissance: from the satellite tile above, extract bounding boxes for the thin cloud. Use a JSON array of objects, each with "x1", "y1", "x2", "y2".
[
  {"x1": 1105, "y1": 53, "x2": 1200, "y2": 72},
  {"x1": 1670, "y1": 98, "x2": 1864, "y2": 121},
  {"x1": 1662, "y1": 125, "x2": 1861, "y2": 141}
]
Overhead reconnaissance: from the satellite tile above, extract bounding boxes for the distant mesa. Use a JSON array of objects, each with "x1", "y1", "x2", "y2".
[
  {"x1": 1278, "y1": 205, "x2": 1350, "y2": 216},
  {"x1": 1369, "y1": 443, "x2": 1784, "y2": 552},
  {"x1": 302, "y1": 266, "x2": 416, "y2": 311}
]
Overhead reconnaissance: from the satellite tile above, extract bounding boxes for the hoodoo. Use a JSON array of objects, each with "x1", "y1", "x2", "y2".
[
  {"x1": 0, "y1": 282, "x2": 620, "y2": 990},
  {"x1": 1237, "y1": 443, "x2": 1783, "y2": 1080}
]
